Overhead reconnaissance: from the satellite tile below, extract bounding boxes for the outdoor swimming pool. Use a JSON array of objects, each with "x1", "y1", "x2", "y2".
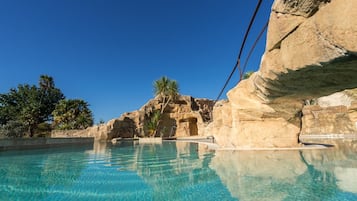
[{"x1": 0, "y1": 140, "x2": 356, "y2": 201}]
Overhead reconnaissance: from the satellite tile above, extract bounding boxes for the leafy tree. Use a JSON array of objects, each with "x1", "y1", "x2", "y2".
[
  {"x1": 35, "y1": 122, "x2": 52, "y2": 137},
  {"x1": 0, "y1": 92, "x2": 18, "y2": 125},
  {"x1": 0, "y1": 75, "x2": 64, "y2": 137},
  {"x1": 38, "y1": 75, "x2": 65, "y2": 121},
  {"x1": 0, "y1": 84, "x2": 44, "y2": 136},
  {"x1": 52, "y1": 99, "x2": 93, "y2": 130},
  {"x1": 0, "y1": 75, "x2": 93, "y2": 137},
  {"x1": 39, "y1": 75, "x2": 55, "y2": 89},
  {"x1": 17, "y1": 84, "x2": 43, "y2": 136},
  {"x1": 0, "y1": 120, "x2": 26, "y2": 138}
]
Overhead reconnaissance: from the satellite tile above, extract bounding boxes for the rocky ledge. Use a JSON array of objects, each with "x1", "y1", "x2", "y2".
[
  {"x1": 53, "y1": 95, "x2": 214, "y2": 140},
  {"x1": 205, "y1": 0, "x2": 357, "y2": 148}
]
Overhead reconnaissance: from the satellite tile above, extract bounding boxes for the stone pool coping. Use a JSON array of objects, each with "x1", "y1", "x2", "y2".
[
  {"x1": 300, "y1": 134, "x2": 357, "y2": 140},
  {"x1": 0, "y1": 137, "x2": 94, "y2": 151},
  {"x1": 213, "y1": 144, "x2": 330, "y2": 151}
]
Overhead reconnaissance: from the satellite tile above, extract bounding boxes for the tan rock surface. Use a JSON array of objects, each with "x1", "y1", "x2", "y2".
[
  {"x1": 314, "y1": 0, "x2": 357, "y2": 53},
  {"x1": 207, "y1": 0, "x2": 357, "y2": 148},
  {"x1": 317, "y1": 92, "x2": 353, "y2": 107},
  {"x1": 266, "y1": 12, "x2": 305, "y2": 51},
  {"x1": 301, "y1": 89, "x2": 357, "y2": 136},
  {"x1": 59, "y1": 95, "x2": 214, "y2": 140},
  {"x1": 301, "y1": 105, "x2": 355, "y2": 134}
]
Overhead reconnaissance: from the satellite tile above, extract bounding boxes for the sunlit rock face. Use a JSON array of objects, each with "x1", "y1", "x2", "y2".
[
  {"x1": 207, "y1": 0, "x2": 357, "y2": 148},
  {"x1": 77, "y1": 95, "x2": 214, "y2": 140},
  {"x1": 301, "y1": 89, "x2": 357, "y2": 136}
]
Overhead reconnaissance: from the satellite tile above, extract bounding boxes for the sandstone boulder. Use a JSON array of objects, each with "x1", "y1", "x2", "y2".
[
  {"x1": 207, "y1": 0, "x2": 357, "y2": 148},
  {"x1": 301, "y1": 89, "x2": 357, "y2": 136}
]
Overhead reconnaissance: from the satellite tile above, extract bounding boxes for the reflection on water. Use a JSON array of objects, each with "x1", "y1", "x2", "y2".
[
  {"x1": 0, "y1": 145, "x2": 92, "y2": 201},
  {"x1": 210, "y1": 139, "x2": 357, "y2": 201},
  {"x1": 0, "y1": 140, "x2": 356, "y2": 201},
  {"x1": 211, "y1": 150, "x2": 307, "y2": 201},
  {"x1": 108, "y1": 141, "x2": 234, "y2": 201}
]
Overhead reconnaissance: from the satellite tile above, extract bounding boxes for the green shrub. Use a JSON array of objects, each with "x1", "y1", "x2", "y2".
[{"x1": 0, "y1": 120, "x2": 27, "y2": 138}]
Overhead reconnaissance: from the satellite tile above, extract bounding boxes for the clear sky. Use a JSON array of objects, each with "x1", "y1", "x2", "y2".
[{"x1": 0, "y1": 0, "x2": 274, "y2": 123}]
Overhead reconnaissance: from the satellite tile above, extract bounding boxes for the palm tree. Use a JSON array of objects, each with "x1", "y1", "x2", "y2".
[
  {"x1": 39, "y1": 75, "x2": 55, "y2": 91},
  {"x1": 153, "y1": 76, "x2": 179, "y2": 114},
  {"x1": 148, "y1": 76, "x2": 179, "y2": 137}
]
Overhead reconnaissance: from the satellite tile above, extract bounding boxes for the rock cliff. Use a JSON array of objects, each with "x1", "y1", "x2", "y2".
[
  {"x1": 55, "y1": 95, "x2": 214, "y2": 140},
  {"x1": 300, "y1": 89, "x2": 357, "y2": 137},
  {"x1": 206, "y1": 0, "x2": 357, "y2": 148}
]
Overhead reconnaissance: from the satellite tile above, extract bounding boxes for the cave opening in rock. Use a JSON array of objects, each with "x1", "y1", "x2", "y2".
[{"x1": 179, "y1": 118, "x2": 198, "y2": 136}]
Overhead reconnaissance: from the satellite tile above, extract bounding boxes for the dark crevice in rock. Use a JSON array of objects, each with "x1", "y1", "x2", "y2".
[
  {"x1": 272, "y1": 10, "x2": 308, "y2": 18},
  {"x1": 252, "y1": 56, "x2": 357, "y2": 105},
  {"x1": 273, "y1": 0, "x2": 331, "y2": 18},
  {"x1": 194, "y1": 98, "x2": 215, "y2": 122},
  {"x1": 190, "y1": 97, "x2": 200, "y2": 111},
  {"x1": 269, "y1": 21, "x2": 301, "y2": 51},
  {"x1": 263, "y1": 55, "x2": 357, "y2": 101}
]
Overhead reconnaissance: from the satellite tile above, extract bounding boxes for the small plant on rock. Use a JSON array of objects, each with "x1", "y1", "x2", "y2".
[{"x1": 145, "y1": 110, "x2": 161, "y2": 137}]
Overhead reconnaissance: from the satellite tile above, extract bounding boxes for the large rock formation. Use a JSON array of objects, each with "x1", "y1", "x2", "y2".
[
  {"x1": 207, "y1": 0, "x2": 357, "y2": 148},
  {"x1": 54, "y1": 95, "x2": 214, "y2": 140},
  {"x1": 300, "y1": 89, "x2": 357, "y2": 137}
]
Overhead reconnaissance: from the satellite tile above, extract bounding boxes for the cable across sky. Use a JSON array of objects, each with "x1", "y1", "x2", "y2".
[{"x1": 215, "y1": 0, "x2": 264, "y2": 103}]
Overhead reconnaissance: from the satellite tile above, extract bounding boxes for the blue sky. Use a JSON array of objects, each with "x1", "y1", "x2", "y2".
[{"x1": 0, "y1": 0, "x2": 273, "y2": 123}]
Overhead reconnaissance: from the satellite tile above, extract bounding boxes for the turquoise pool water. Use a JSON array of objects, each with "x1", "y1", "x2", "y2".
[{"x1": 0, "y1": 140, "x2": 357, "y2": 201}]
